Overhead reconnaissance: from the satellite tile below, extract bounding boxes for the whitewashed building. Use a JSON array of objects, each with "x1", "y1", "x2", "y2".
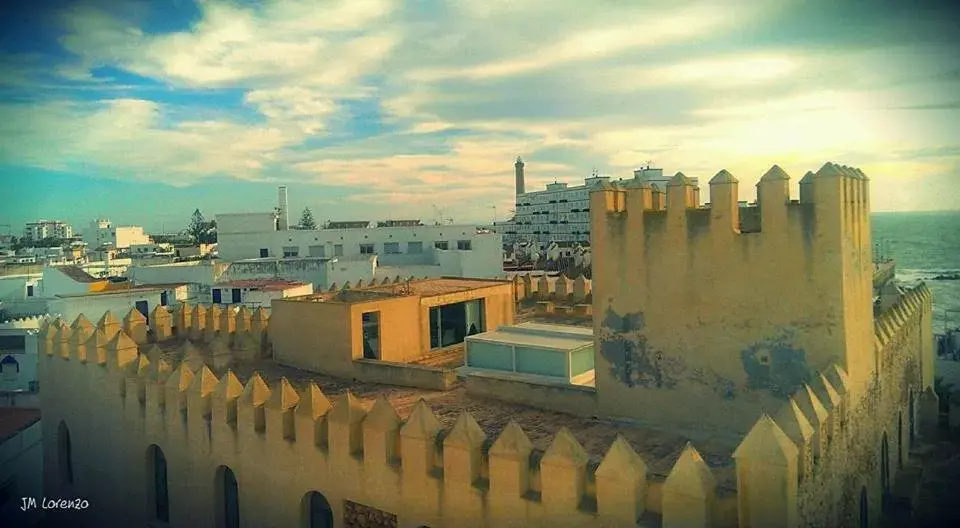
[
  {"x1": 84, "y1": 218, "x2": 150, "y2": 249},
  {"x1": 210, "y1": 279, "x2": 313, "y2": 308},
  {"x1": 22, "y1": 220, "x2": 73, "y2": 241},
  {"x1": 501, "y1": 161, "x2": 698, "y2": 250},
  {"x1": 215, "y1": 193, "x2": 503, "y2": 288}
]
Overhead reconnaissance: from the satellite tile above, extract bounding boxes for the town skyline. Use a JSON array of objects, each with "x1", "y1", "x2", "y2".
[{"x1": 2, "y1": 0, "x2": 960, "y2": 231}]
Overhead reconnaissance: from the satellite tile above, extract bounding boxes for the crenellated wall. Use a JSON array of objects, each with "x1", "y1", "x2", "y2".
[
  {"x1": 37, "y1": 280, "x2": 936, "y2": 527},
  {"x1": 589, "y1": 163, "x2": 876, "y2": 433},
  {"x1": 40, "y1": 313, "x2": 732, "y2": 528}
]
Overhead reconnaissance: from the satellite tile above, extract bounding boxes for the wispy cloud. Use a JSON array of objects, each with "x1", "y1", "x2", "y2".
[{"x1": 0, "y1": 0, "x2": 958, "y2": 221}]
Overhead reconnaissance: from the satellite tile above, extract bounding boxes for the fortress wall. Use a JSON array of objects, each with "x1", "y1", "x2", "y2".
[
  {"x1": 589, "y1": 163, "x2": 875, "y2": 433},
  {"x1": 41, "y1": 315, "x2": 734, "y2": 528}
]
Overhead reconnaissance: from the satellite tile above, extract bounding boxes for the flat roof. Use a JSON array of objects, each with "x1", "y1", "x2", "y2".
[
  {"x1": 151, "y1": 342, "x2": 738, "y2": 492},
  {"x1": 467, "y1": 328, "x2": 592, "y2": 351},
  {"x1": 56, "y1": 286, "x2": 166, "y2": 298},
  {"x1": 0, "y1": 408, "x2": 40, "y2": 443},
  {"x1": 216, "y1": 279, "x2": 307, "y2": 292},
  {"x1": 291, "y1": 277, "x2": 512, "y2": 304}
]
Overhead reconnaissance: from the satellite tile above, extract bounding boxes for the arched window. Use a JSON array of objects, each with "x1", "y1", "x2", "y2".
[
  {"x1": 881, "y1": 432, "x2": 890, "y2": 494},
  {"x1": 58, "y1": 421, "x2": 73, "y2": 485},
  {"x1": 859, "y1": 486, "x2": 869, "y2": 528},
  {"x1": 897, "y1": 413, "x2": 904, "y2": 469},
  {"x1": 215, "y1": 466, "x2": 239, "y2": 528},
  {"x1": 0, "y1": 355, "x2": 19, "y2": 381},
  {"x1": 301, "y1": 491, "x2": 333, "y2": 528},
  {"x1": 146, "y1": 445, "x2": 169, "y2": 523}
]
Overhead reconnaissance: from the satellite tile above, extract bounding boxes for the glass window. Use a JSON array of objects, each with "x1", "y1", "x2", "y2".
[
  {"x1": 407, "y1": 241, "x2": 423, "y2": 254},
  {"x1": 457, "y1": 240, "x2": 472, "y2": 250},
  {"x1": 359, "y1": 244, "x2": 375, "y2": 254},
  {"x1": 434, "y1": 241, "x2": 449, "y2": 250},
  {"x1": 333, "y1": 244, "x2": 343, "y2": 256},
  {"x1": 282, "y1": 246, "x2": 299, "y2": 257},
  {"x1": 383, "y1": 242, "x2": 401, "y2": 254}
]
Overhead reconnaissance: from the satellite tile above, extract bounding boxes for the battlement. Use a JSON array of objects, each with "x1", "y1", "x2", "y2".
[
  {"x1": 38, "y1": 279, "x2": 935, "y2": 527},
  {"x1": 589, "y1": 162, "x2": 878, "y2": 432}
]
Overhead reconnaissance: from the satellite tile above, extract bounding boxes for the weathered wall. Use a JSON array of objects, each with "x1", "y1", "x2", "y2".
[
  {"x1": 590, "y1": 164, "x2": 876, "y2": 434},
  {"x1": 465, "y1": 372, "x2": 598, "y2": 417},
  {"x1": 127, "y1": 261, "x2": 219, "y2": 286}
]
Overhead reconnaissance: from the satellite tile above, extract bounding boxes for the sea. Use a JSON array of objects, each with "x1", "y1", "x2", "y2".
[{"x1": 872, "y1": 211, "x2": 960, "y2": 333}]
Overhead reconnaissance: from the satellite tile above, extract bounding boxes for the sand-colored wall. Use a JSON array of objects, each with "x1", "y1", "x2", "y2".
[
  {"x1": 465, "y1": 372, "x2": 598, "y2": 416},
  {"x1": 272, "y1": 300, "x2": 354, "y2": 377},
  {"x1": 589, "y1": 164, "x2": 876, "y2": 434},
  {"x1": 351, "y1": 296, "x2": 423, "y2": 363}
]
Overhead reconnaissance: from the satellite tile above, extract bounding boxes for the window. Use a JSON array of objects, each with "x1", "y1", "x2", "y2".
[
  {"x1": 216, "y1": 466, "x2": 239, "y2": 528},
  {"x1": 308, "y1": 245, "x2": 325, "y2": 257},
  {"x1": 383, "y1": 242, "x2": 401, "y2": 254},
  {"x1": 259, "y1": 248, "x2": 269, "y2": 258},
  {"x1": 147, "y1": 445, "x2": 170, "y2": 523},
  {"x1": 361, "y1": 312, "x2": 381, "y2": 359},
  {"x1": 434, "y1": 241, "x2": 449, "y2": 250},
  {"x1": 58, "y1": 421, "x2": 73, "y2": 485},
  {"x1": 359, "y1": 244, "x2": 375, "y2": 254},
  {"x1": 212, "y1": 289, "x2": 222, "y2": 304},
  {"x1": 232, "y1": 289, "x2": 242, "y2": 303},
  {"x1": 457, "y1": 240, "x2": 472, "y2": 250},
  {"x1": 333, "y1": 244, "x2": 344, "y2": 257},
  {"x1": 26, "y1": 285, "x2": 34, "y2": 297},
  {"x1": 282, "y1": 246, "x2": 299, "y2": 258},
  {"x1": 407, "y1": 242, "x2": 423, "y2": 254},
  {"x1": 1, "y1": 356, "x2": 18, "y2": 380}
]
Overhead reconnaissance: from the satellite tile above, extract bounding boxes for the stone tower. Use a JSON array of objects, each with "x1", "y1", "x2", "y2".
[{"x1": 515, "y1": 157, "x2": 525, "y2": 196}]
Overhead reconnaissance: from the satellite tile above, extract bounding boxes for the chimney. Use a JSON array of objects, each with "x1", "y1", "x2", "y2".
[
  {"x1": 277, "y1": 186, "x2": 289, "y2": 230},
  {"x1": 515, "y1": 156, "x2": 525, "y2": 196}
]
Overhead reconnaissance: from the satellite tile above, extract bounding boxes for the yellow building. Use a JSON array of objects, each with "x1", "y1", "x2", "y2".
[{"x1": 37, "y1": 163, "x2": 938, "y2": 528}]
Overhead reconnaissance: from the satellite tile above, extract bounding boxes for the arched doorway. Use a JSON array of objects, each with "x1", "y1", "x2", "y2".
[
  {"x1": 215, "y1": 466, "x2": 239, "y2": 528},
  {"x1": 146, "y1": 445, "x2": 170, "y2": 523},
  {"x1": 859, "y1": 486, "x2": 869, "y2": 527},
  {"x1": 301, "y1": 491, "x2": 333, "y2": 528},
  {"x1": 57, "y1": 421, "x2": 73, "y2": 485}
]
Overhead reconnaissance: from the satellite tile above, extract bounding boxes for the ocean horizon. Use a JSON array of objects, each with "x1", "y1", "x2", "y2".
[{"x1": 872, "y1": 210, "x2": 960, "y2": 333}]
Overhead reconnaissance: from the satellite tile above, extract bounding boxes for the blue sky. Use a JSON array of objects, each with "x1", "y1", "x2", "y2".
[{"x1": 1, "y1": 0, "x2": 959, "y2": 234}]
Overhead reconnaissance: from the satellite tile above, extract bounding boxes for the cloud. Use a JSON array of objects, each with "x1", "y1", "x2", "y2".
[{"x1": 2, "y1": 0, "x2": 959, "y2": 217}]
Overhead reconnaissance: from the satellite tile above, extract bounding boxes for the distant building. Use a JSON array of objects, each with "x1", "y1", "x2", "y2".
[
  {"x1": 214, "y1": 188, "x2": 503, "y2": 289},
  {"x1": 23, "y1": 220, "x2": 73, "y2": 241},
  {"x1": 211, "y1": 279, "x2": 313, "y2": 308},
  {"x1": 84, "y1": 218, "x2": 150, "y2": 249},
  {"x1": 502, "y1": 161, "x2": 698, "y2": 251},
  {"x1": 129, "y1": 242, "x2": 175, "y2": 259}
]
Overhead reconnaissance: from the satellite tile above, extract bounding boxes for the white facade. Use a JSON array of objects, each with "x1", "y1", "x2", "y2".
[
  {"x1": 0, "y1": 323, "x2": 40, "y2": 394},
  {"x1": 216, "y1": 213, "x2": 503, "y2": 283},
  {"x1": 210, "y1": 281, "x2": 313, "y2": 308},
  {"x1": 129, "y1": 242, "x2": 174, "y2": 258},
  {"x1": 0, "y1": 275, "x2": 41, "y2": 303},
  {"x1": 84, "y1": 218, "x2": 150, "y2": 249},
  {"x1": 47, "y1": 289, "x2": 164, "y2": 324},
  {"x1": 502, "y1": 166, "x2": 699, "y2": 250},
  {"x1": 23, "y1": 220, "x2": 73, "y2": 241}
]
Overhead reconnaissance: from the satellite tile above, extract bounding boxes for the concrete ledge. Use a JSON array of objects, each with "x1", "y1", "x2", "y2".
[
  {"x1": 353, "y1": 359, "x2": 458, "y2": 391},
  {"x1": 465, "y1": 370, "x2": 598, "y2": 416}
]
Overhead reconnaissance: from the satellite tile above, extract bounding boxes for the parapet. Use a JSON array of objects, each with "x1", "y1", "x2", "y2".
[
  {"x1": 590, "y1": 162, "x2": 870, "y2": 242},
  {"x1": 44, "y1": 312, "x2": 744, "y2": 527}
]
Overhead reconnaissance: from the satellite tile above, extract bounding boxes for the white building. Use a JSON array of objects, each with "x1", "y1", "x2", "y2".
[
  {"x1": 22, "y1": 220, "x2": 73, "y2": 241},
  {"x1": 0, "y1": 317, "x2": 42, "y2": 406},
  {"x1": 214, "y1": 189, "x2": 503, "y2": 288},
  {"x1": 84, "y1": 218, "x2": 150, "y2": 249},
  {"x1": 210, "y1": 279, "x2": 313, "y2": 308},
  {"x1": 502, "y1": 161, "x2": 698, "y2": 250},
  {"x1": 129, "y1": 242, "x2": 174, "y2": 258}
]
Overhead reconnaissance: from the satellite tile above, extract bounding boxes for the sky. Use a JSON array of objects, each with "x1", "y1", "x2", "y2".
[{"x1": 1, "y1": 0, "x2": 959, "y2": 234}]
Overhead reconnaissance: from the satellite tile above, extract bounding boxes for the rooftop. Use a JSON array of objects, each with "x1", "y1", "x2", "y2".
[
  {"x1": 56, "y1": 285, "x2": 167, "y2": 298},
  {"x1": 0, "y1": 407, "x2": 41, "y2": 443},
  {"x1": 468, "y1": 322, "x2": 593, "y2": 351},
  {"x1": 55, "y1": 265, "x2": 101, "y2": 283},
  {"x1": 152, "y1": 339, "x2": 738, "y2": 492},
  {"x1": 293, "y1": 277, "x2": 512, "y2": 303},
  {"x1": 216, "y1": 279, "x2": 308, "y2": 292}
]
